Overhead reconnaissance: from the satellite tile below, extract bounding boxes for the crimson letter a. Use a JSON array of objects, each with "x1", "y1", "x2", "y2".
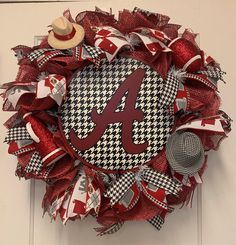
[{"x1": 70, "y1": 68, "x2": 148, "y2": 154}]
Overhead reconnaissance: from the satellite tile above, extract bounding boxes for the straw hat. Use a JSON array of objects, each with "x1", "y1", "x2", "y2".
[
  {"x1": 166, "y1": 131, "x2": 205, "y2": 175},
  {"x1": 48, "y1": 16, "x2": 85, "y2": 50}
]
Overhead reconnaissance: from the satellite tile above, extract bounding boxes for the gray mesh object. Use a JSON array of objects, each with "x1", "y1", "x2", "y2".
[{"x1": 166, "y1": 131, "x2": 205, "y2": 175}]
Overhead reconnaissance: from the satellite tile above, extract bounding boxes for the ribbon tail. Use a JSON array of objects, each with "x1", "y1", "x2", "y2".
[
  {"x1": 25, "y1": 151, "x2": 43, "y2": 175},
  {"x1": 141, "y1": 168, "x2": 182, "y2": 195},
  {"x1": 141, "y1": 181, "x2": 169, "y2": 211},
  {"x1": 95, "y1": 221, "x2": 124, "y2": 236},
  {"x1": 148, "y1": 215, "x2": 165, "y2": 231},
  {"x1": 4, "y1": 127, "x2": 32, "y2": 143},
  {"x1": 104, "y1": 172, "x2": 136, "y2": 206}
]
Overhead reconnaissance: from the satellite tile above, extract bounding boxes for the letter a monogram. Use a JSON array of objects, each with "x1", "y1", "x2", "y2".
[{"x1": 70, "y1": 68, "x2": 148, "y2": 154}]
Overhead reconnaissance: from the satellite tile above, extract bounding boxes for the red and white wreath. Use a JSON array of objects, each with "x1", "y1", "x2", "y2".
[{"x1": 1, "y1": 7, "x2": 231, "y2": 235}]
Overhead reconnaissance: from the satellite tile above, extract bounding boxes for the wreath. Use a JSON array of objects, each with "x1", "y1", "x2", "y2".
[{"x1": 1, "y1": 7, "x2": 231, "y2": 235}]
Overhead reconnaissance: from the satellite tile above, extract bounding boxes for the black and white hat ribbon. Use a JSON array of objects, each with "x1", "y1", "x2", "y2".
[{"x1": 104, "y1": 167, "x2": 182, "y2": 206}]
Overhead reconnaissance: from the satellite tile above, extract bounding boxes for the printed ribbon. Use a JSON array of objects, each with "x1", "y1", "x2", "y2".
[
  {"x1": 59, "y1": 171, "x2": 101, "y2": 223},
  {"x1": 104, "y1": 167, "x2": 182, "y2": 210},
  {"x1": 183, "y1": 67, "x2": 226, "y2": 91},
  {"x1": 3, "y1": 74, "x2": 67, "y2": 111},
  {"x1": 4, "y1": 127, "x2": 32, "y2": 143},
  {"x1": 94, "y1": 26, "x2": 171, "y2": 61},
  {"x1": 27, "y1": 44, "x2": 103, "y2": 68},
  {"x1": 36, "y1": 74, "x2": 66, "y2": 106},
  {"x1": 176, "y1": 114, "x2": 229, "y2": 133},
  {"x1": 148, "y1": 214, "x2": 165, "y2": 231},
  {"x1": 95, "y1": 222, "x2": 124, "y2": 236}
]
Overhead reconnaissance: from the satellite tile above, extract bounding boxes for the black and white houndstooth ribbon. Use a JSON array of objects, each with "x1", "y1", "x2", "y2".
[
  {"x1": 148, "y1": 215, "x2": 165, "y2": 230},
  {"x1": 104, "y1": 172, "x2": 136, "y2": 206},
  {"x1": 95, "y1": 222, "x2": 124, "y2": 236},
  {"x1": 83, "y1": 44, "x2": 104, "y2": 59},
  {"x1": 141, "y1": 168, "x2": 182, "y2": 195},
  {"x1": 4, "y1": 127, "x2": 32, "y2": 143},
  {"x1": 198, "y1": 67, "x2": 226, "y2": 81},
  {"x1": 25, "y1": 151, "x2": 43, "y2": 175},
  {"x1": 104, "y1": 167, "x2": 182, "y2": 206},
  {"x1": 158, "y1": 70, "x2": 179, "y2": 109}
]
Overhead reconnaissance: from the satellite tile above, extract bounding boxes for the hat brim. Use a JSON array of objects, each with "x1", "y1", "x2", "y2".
[
  {"x1": 48, "y1": 23, "x2": 85, "y2": 50},
  {"x1": 166, "y1": 131, "x2": 205, "y2": 175}
]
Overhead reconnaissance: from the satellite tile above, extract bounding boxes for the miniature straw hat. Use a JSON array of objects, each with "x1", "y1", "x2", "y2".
[
  {"x1": 48, "y1": 16, "x2": 85, "y2": 50},
  {"x1": 166, "y1": 131, "x2": 205, "y2": 175}
]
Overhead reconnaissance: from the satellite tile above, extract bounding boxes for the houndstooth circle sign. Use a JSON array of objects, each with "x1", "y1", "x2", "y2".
[{"x1": 60, "y1": 57, "x2": 176, "y2": 171}]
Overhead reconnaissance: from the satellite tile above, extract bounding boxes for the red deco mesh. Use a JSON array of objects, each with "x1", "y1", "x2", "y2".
[
  {"x1": 186, "y1": 81, "x2": 221, "y2": 117},
  {"x1": 167, "y1": 159, "x2": 207, "y2": 206}
]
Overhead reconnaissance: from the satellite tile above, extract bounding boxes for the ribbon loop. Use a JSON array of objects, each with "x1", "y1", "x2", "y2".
[
  {"x1": 104, "y1": 172, "x2": 136, "y2": 206},
  {"x1": 141, "y1": 168, "x2": 182, "y2": 195},
  {"x1": 4, "y1": 127, "x2": 32, "y2": 143}
]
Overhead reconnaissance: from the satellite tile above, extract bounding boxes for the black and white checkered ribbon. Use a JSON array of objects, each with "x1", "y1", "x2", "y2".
[
  {"x1": 37, "y1": 50, "x2": 65, "y2": 68},
  {"x1": 83, "y1": 44, "x2": 104, "y2": 59},
  {"x1": 4, "y1": 127, "x2": 32, "y2": 143},
  {"x1": 148, "y1": 215, "x2": 165, "y2": 230},
  {"x1": 198, "y1": 67, "x2": 226, "y2": 81},
  {"x1": 25, "y1": 151, "x2": 43, "y2": 175},
  {"x1": 28, "y1": 48, "x2": 55, "y2": 61},
  {"x1": 95, "y1": 222, "x2": 124, "y2": 236},
  {"x1": 158, "y1": 70, "x2": 179, "y2": 109},
  {"x1": 104, "y1": 172, "x2": 136, "y2": 206},
  {"x1": 104, "y1": 167, "x2": 182, "y2": 206},
  {"x1": 13, "y1": 147, "x2": 35, "y2": 156},
  {"x1": 141, "y1": 168, "x2": 182, "y2": 195},
  {"x1": 28, "y1": 48, "x2": 66, "y2": 68}
]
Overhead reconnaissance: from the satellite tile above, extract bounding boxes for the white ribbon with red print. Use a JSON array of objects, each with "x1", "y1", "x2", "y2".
[
  {"x1": 176, "y1": 115, "x2": 226, "y2": 133},
  {"x1": 61, "y1": 172, "x2": 101, "y2": 224},
  {"x1": 36, "y1": 74, "x2": 66, "y2": 106},
  {"x1": 94, "y1": 26, "x2": 171, "y2": 61}
]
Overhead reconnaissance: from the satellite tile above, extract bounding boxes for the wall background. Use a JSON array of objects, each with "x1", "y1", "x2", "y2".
[{"x1": 0, "y1": 1, "x2": 235, "y2": 245}]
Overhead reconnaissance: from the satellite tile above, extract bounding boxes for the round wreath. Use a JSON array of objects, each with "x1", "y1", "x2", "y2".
[{"x1": 1, "y1": 7, "x2": 231, "y2": 235}]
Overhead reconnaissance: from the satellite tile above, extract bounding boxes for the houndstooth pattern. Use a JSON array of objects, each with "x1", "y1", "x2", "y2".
[
  {"x1": 28, "y1": 48, "x2": 54, "y2": 61},
  {"x1": 141, "y1": 168, "x2": 182, "y2": 195},
  {"x1": 148, "y1": 215, "x2": 165, "y2": 230},
  {"x1": 158, "y1": 71, "x2": 179, "y2": 108},
  {"x1": 98, "y1": 222, "x2": 124, "y2": 236},
  {"x1": 198, "y1": 67, "x2": 226, "y2": 80},
  {"x1": 13, "y1": 147, "x2": 35, "y2": 156},
  {"x1": 60, "y1": 57, "x2": 174, "y2": 170},
  {"x1": 37, "y1": 50, "x2": 65, "y2": 68},
  {"x1": 43, "y1": 163, "x2": 56, "y2": 179},
  {"x1": 4, "y1": 127, "x2": 32, "y2": 143},
  {"x1": 83, "y1": 44, "x2": 104, "y2": 59},
  {"x1": 72, "y1": 46, "x2": 81, "y2": 60},
  {"x1": 25, "y1": 151, "x2": 43, "y2": 175},
  {"x1": 104, "y1": 172, "x2": 136, "y2": 206}
]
